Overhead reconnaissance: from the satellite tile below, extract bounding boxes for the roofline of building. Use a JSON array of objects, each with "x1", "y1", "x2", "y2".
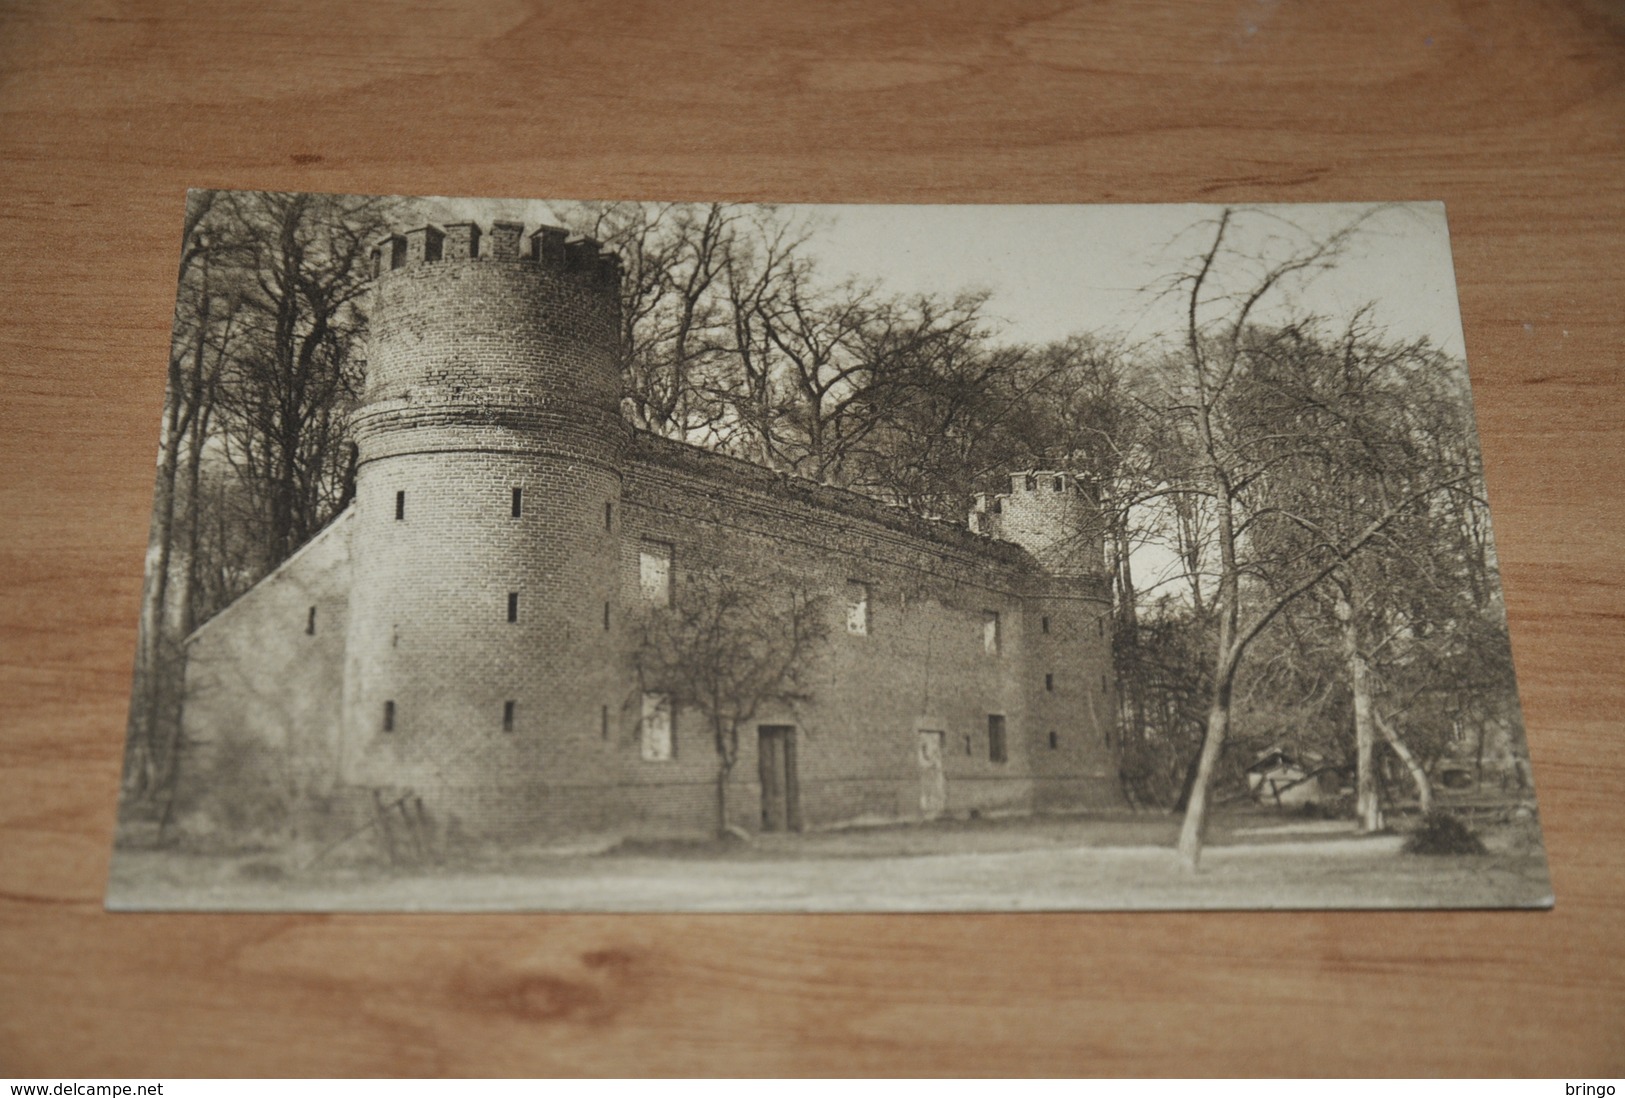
[{"x1": 628, "y1": 429, "x2": 1038, "y2": 568}]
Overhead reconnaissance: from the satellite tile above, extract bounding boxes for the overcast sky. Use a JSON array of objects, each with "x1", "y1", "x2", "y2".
[
  {"x1": 804, "y1": 202, "x2": 1466, "y2": 358},
  {"x1": 418, "y1": 197, "x2": 1467, "y2": 359}
]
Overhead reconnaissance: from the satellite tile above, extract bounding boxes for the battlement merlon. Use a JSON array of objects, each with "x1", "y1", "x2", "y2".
[{"x1": 373, "y1": 222, "x2": 624, "y2": 289}]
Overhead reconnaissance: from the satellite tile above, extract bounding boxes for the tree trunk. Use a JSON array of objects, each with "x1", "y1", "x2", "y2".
[
  {"x1": 178, "y1": 397, "x2": 214, "y2": 637},
  {"x1": 1176, "y1": 686, "x2": 1231, "y2": 870},
  {"x1": 1337, "y1": 593, "x2": 1384, "y2": 832},
  {"x1": 1374, "y1": 709, "x2": 1433, "y2": 814},
  {"x1": 1175, "y1": 427, "x2": 1239, "y2": 870},
  {"x1": 715, "y1": 762, "x2": 731, "y2": 839},
  {"x1": 124, "y1": 364, "x2": 189, "y2": 797},
  {"x1": 1111, "y1": 519, "x2": 1148, "y2": 750}
]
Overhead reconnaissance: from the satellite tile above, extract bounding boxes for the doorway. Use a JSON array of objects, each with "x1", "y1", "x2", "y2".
[
  {"x1": 758, "y1": 725, "x2": 801, "y2": 832},
  {"x1": 918, "y1": 729, "x2": 947, "y2": 818}
]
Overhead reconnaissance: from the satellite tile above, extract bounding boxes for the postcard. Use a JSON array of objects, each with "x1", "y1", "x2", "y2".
[{"x1": 107, "y1": 193, "x2": 1550, "y2": 911}]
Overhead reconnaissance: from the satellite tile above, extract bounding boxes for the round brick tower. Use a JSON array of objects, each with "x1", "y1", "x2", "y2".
[{"x1": 340, "y1": 220, "x2": 627, "y2": 838}]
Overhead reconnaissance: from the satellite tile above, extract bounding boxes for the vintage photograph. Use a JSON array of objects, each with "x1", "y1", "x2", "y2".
[{"x1": 106, "y1": 193, "x2": 1551, "y2": 911}]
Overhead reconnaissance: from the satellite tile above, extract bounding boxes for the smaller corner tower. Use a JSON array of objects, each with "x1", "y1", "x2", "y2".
[
  {"x1": 972, "y1": 470, "x2": 1118, "y2": 807},
  {"x1": 970, "y1": 470, "x2": 1105, "y2": 577}
]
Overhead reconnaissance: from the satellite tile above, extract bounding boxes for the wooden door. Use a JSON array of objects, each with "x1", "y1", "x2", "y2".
[
  {"x1": 758, "y1": 725, "x2": 800, "y2": 832},
  {"x1": 918, "y1": 730, "x2": 947, "y2": 818}
]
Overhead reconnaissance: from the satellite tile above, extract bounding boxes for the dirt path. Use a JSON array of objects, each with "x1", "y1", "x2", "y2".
[{"x1": 107, "y1": 811, "x2": 1552, "y2": 912}]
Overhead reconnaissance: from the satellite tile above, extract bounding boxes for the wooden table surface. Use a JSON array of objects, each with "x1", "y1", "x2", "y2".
[{"x1": 2, "y1": 0, "x2": 1621, "y2": 1078}]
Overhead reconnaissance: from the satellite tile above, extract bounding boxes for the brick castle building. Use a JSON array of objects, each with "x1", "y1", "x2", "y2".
[{"x1": 176, "y1": 219, "x2": 1123, "y2": 845}]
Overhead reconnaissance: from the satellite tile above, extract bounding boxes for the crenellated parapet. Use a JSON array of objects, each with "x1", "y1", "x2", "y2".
[
  {"x1": 970, "y1": 470, "x2": 1105, "y2": 579},
  {"x1": 373, "y1": 221, "x2": 623, "y2": 289}
]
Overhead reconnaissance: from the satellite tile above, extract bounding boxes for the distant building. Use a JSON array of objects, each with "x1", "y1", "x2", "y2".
[
  {"x1": 174, "y1": 221, "x2": 1123, "y2": 845},
  {"x1": 1246, "y1": 747, "x2": 1345, "y2": 808}
]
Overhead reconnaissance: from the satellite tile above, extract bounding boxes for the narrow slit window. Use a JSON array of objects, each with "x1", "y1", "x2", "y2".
[
  {"x1": 306, "y1": 606, "x2": 317, "y2": 635},
  {"x1": 1099, "y1": 617, "x2": 1105, "y2": 637},
  {"x1": 502, "y1": 700, "x2": 515, "y2": 732},
  {"x1": 395, "y1": 490, "x2": 406, "y2": 521},
  {"x1": 1045, "y1": 673, "x2": 1054, "y2": 692},
  {"x1": 605, "y1": 501, "x2": 614, "y2": 531},
  {"x1": 507, "y1": 592, "x2": 519, "y2": 622},
  {"x1": 512, "y1": 487, "x2": 523, "y2": 518},
  {"x1": 601, "y1": 704, "x2": 610, "y2": 740},
  {"x1": 1049, "y1": 731, "x2": 1059, "y2": 750},
  {"x1": 603, "y1": 601, "x2": 611, "y2": 631},
  {"x1": 1041, "y1": 615, "x2": 1050, "y2": 635},
  {"x1": 383, "y1": 700, "x2": 395, "y2": 732}
]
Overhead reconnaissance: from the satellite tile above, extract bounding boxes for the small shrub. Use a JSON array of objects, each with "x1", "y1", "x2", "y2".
[{"x1": 1403, "y1": 811, "x2": 1486, "y2": 855}]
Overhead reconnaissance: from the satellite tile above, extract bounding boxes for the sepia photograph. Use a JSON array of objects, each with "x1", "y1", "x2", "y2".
[{"x1": 106, "y1": 192, "x2": 1551, "y2": 912}]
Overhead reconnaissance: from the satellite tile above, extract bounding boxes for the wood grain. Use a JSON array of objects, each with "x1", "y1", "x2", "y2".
[{"x1": 1, "y1": 0, "x2": 1621, "y2": 1077}]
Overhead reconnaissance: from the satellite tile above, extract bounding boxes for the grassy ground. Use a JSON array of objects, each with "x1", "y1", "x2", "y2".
[{"x1": 105, "y1": 807, "x2": 1553, "y2": 913}]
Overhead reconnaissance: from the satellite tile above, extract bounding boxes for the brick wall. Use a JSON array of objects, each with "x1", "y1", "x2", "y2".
[
  {"x1": 613, "y1": 437, "x2": 1121, "y2": 838},
  {"x1": 174, "y1": 511, "x2": 353, "y2": 843}
]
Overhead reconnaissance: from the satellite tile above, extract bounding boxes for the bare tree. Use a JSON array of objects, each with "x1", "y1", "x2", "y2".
[
  {"x1": 634, "y1": 569, "x2": 830, "y2": 838},
  {"x1": 566, "y1": 202, "x2": 745, "y2": 440},
  {"x1": 124, "y1": 191, "x2": 239, "y2": 798},
  {"x1": 845, "y1": 292, "x2": 1036, "y2": 515},
  {"x1": 214, "y1": 191, "x2": 390, "y2": 571},
  {"x1": 1138, "y1": 208, "x2": 1480, "y2": 868}
]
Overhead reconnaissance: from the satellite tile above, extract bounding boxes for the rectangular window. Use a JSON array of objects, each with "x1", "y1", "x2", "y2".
[
  {"x1": 383, "y1": 700, "x2": 395, "y2": 732},
  {"x1": 502, "y1": 700, "x2": 515, "y2": 732},
  {"x1": 988, "y1": 714, "x2": 1007, "y2": 764},
  {"x1": 1053, "y1": 476, "x2": 1065, "y2": 492},
  {"x1": 846, "y1": 581, "x2": 870, "y2": 635},
  {"x1": 982, "y1": 610, "x2": 1000, "y2": 655},
  {"x1": 1049, "y1": 730, "x2": 1059, "y2": 750},
  {"x1": 507, "y1": 592, "x2": 519, "y2": 622},
  {"x1": 306, "y1": 606, "x2": 317, "y2": 635},
  {"x1": 512, "y1": 487, "x2": 523, "y2": 518},
  {"x1": 395, "y1": 490, "x2": 406, "y2": 521},
  {"x1": 641, "y1": 692, "x2": 673, "y2": 761},
  {"x1": 639, "y1": 541, "x2": 673, "y2": 606},
  {"x1": 1045, "y1": 673, "x2": 1054, "y2": 692},
  {"x1": 1041, "y1": 615, "x2": 1050, "y2": 635},
  {"x1": 605, "y1": 501, "x2": 614, "y2": 531}
]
